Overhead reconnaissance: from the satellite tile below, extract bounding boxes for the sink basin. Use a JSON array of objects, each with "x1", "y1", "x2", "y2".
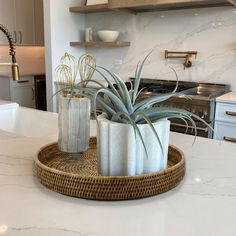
[
  {"x1": 0, "y1": 105, "x2": 58, "y2": 138},
  {"x1": 0, "y1": 102, "x2": 97, "y2": 138}
]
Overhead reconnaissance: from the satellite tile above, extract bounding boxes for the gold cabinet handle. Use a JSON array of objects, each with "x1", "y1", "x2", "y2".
[
  {"x1": 32, "y1": 88, "x2": 35, "y2": 100},
  {"x1": 226, "y1": 111, "x2": 236, "y2": 116},
  {"x1": 19, "y1": 31, "x2": 22, "y2": 44},
  {"x1": 17, "y1": 80, "x2": 29, "y2": 83},
  {"x1": 14, "y1": 31, "x2": 17, "y2": 43},
  {"x1": 224, "y1": 136, "x2": 236, "y2": 143}
]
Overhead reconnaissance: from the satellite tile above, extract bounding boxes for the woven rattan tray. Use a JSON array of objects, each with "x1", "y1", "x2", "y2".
[{"x1": 35, "y1": 137, "x2": 185, "y2": 200}]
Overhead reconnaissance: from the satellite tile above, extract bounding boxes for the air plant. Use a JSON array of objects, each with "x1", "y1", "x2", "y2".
[{"x1": 77, "y1": 52, "x2": 214, "y2": 157}]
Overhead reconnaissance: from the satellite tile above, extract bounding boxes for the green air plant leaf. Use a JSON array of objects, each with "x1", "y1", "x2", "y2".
[
  {"x1": 96, "y1": 67, "x2": 134, "y2": 113},
  {"x1": 91, "y1": 65, "x2": 124, "y2": 100},
  {"x1": 134, "y1": 111, "x2": 164, "y2": 157},
  {"x1": 170, "y1": 67, "x2": 179, "y2": 93},
  {"x1": 86, "y1": 64, "x2": 132, "y2": 110},
  {"x1": 132, "y1": 51, "x2": 153, "y2": 104},
  {"x1": 75, "y1": 86, "x2": 117, "y2": 119},
  {"x1": 96, "y1": 89, "x2": 129, "y2": 113},
  {"x1": 112, "y1": 72, "x2": 134, "y2": 114},
  {"x1": 110, "y1": 112, "x2": 149, "y2": 159},
  {"x1": 92, "y1": 89, "x2": 128, "y2": 122},
  {"x1": 134, "y1": 92, "x2": 183, "y2": 111},
  {"x1": 137, "y1": 107, "x2": 203, "y2": 143}
]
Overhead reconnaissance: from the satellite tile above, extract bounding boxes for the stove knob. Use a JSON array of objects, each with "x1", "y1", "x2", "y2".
[{"x1": 199, "y1": 111, "x2": 207, "y2": 119}]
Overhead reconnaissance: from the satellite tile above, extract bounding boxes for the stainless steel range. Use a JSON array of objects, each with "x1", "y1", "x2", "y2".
[{"x1": 131, "y1": 78, "x2": 230, "y2": 138}]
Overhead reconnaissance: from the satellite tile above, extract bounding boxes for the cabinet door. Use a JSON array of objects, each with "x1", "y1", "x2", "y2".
[
  {"x1": 0, "y1": 0, "x2": 15, "y2": 44},
  {"x1": 0, "y1": 77, "x2": 11, "y2": 100},
  {"x1": 34, "y1": 0, "x2": 44, "y2": 46},
  {"x1": 10, "y1": 77, "x2": 35, "y2": 108},
  {"x1": 15, "y1": 0, "x2": 35, "y2": 45}
]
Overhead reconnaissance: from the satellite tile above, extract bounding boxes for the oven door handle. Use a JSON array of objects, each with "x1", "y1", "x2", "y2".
[{"x1": 171, "y1": 122, "x2": 209, "y2": 132}]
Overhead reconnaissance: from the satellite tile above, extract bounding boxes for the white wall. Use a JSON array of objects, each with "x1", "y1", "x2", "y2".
[
  {"x1": 44, "y1": 0, "x2": 85, "y2": 112},
  {"x1": 85, "y1": 6, "x2": 236, "y2": 89}
]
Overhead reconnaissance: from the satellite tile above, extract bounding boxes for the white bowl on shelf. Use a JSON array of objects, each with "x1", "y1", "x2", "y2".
[{"x1": 97, "y1": 30, "x2": 119, "y2": 42}]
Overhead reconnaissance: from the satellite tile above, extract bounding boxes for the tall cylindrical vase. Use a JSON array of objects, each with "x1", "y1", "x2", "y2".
[{"x1": 58, "y1": 96, "x2": 90, "y2": 155}]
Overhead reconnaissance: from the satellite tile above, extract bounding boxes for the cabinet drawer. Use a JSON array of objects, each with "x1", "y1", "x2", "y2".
[
  {"x1": 214, "y1": 121, "x2": 236, "y2": 143},
  {"x1": 215, "y1": 102, "x2": 236, "y2": 124}
]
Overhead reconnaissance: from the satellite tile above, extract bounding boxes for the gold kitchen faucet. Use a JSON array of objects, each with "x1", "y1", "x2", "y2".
[{"x1": 0, "y1": 24, "x2": 20, "y2": 81}]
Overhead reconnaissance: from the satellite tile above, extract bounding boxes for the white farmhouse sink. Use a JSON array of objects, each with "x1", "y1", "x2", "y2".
[
  {"x1": 0, "y1": 100, "x2": 97, "y2": 138},
  {"x1": 0, "y1": 101, "x2": 58, "y2": 138}
]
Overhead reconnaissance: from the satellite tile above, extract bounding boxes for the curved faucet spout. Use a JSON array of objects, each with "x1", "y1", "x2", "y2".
[{"x1": 0, "y1": 24, "x2": 20, "y2": 81}]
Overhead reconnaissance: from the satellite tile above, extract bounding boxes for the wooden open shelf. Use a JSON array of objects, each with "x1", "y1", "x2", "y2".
[
  {"x1": 69, "y1": 4, "x2": 111, "y2": 13},
  {"x1": 109, "y1": 0, "x2": 232, "y2": 12},
  {"x1": 70, "y1": 41, "x2": 131, "y2": 47},
  {"x1": 69, "y1": 1, "x2": 234, "y2": 14}
]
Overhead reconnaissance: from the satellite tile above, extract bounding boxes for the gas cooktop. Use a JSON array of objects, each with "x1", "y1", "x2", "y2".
[
  {"x1": 130, "y1": 78, "x2": 230, "y2": 99},
  {"x1": 139, "y1": 80, "x2": 197, "y2": 94}
]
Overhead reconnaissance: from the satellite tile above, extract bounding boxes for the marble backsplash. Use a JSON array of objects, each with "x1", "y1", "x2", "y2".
[{"x1": 85, "y1": 6, "x2": 236, "y2": 91}]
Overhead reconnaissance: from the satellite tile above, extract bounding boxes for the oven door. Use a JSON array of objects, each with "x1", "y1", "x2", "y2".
[
  {"x1": 169, "y1": 119, "x2": 213, "y2": 138},
  {"x1": 34, "y1": 75, "x2": 47, "y2": 111}
]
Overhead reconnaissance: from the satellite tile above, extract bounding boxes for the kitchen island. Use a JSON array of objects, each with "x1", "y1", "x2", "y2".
[{"x1": 0, "y1": 103, "x2": 236, "y2": 236}]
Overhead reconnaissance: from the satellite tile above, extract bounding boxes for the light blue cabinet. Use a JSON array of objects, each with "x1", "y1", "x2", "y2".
[{"x1": 214, "y1": 101, "x2": 236, "y2": 143}]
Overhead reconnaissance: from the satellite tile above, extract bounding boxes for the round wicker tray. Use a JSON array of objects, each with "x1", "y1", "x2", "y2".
[{"x1": 35, "y1": 137, "x2": 185, "y2": 200}]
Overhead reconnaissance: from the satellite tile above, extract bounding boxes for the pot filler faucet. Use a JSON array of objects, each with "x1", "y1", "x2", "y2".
[
  {"x1": 165, "y1": 50, "x2": 198, "y2": 70},
  {"x1": 0, "y1": 24, "x2": 20, "y2": 81}
]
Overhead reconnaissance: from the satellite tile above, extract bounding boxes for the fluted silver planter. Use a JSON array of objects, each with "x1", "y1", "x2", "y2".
[
  {"x1": 97, "y1": 118, "x2": 170, "y2": 176},
  {"x1": 58, "y1": 96, "x2": 90, "y2": 156}
]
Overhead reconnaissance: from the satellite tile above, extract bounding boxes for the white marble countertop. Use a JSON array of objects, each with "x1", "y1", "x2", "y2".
[
  {"x1": 216, "y1": 92, "x2": 236, "y2": 104},
  {"x1": 0, "y1": 105, "x2": 236, "y2": 236},
  {"x1": 0, "y1": 72, "x2": 45, "y2": 78}
]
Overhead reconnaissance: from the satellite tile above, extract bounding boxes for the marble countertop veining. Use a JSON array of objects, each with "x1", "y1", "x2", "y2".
[{"x1": 0, "y1": 105, "x2": 236, "y2": 236}]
